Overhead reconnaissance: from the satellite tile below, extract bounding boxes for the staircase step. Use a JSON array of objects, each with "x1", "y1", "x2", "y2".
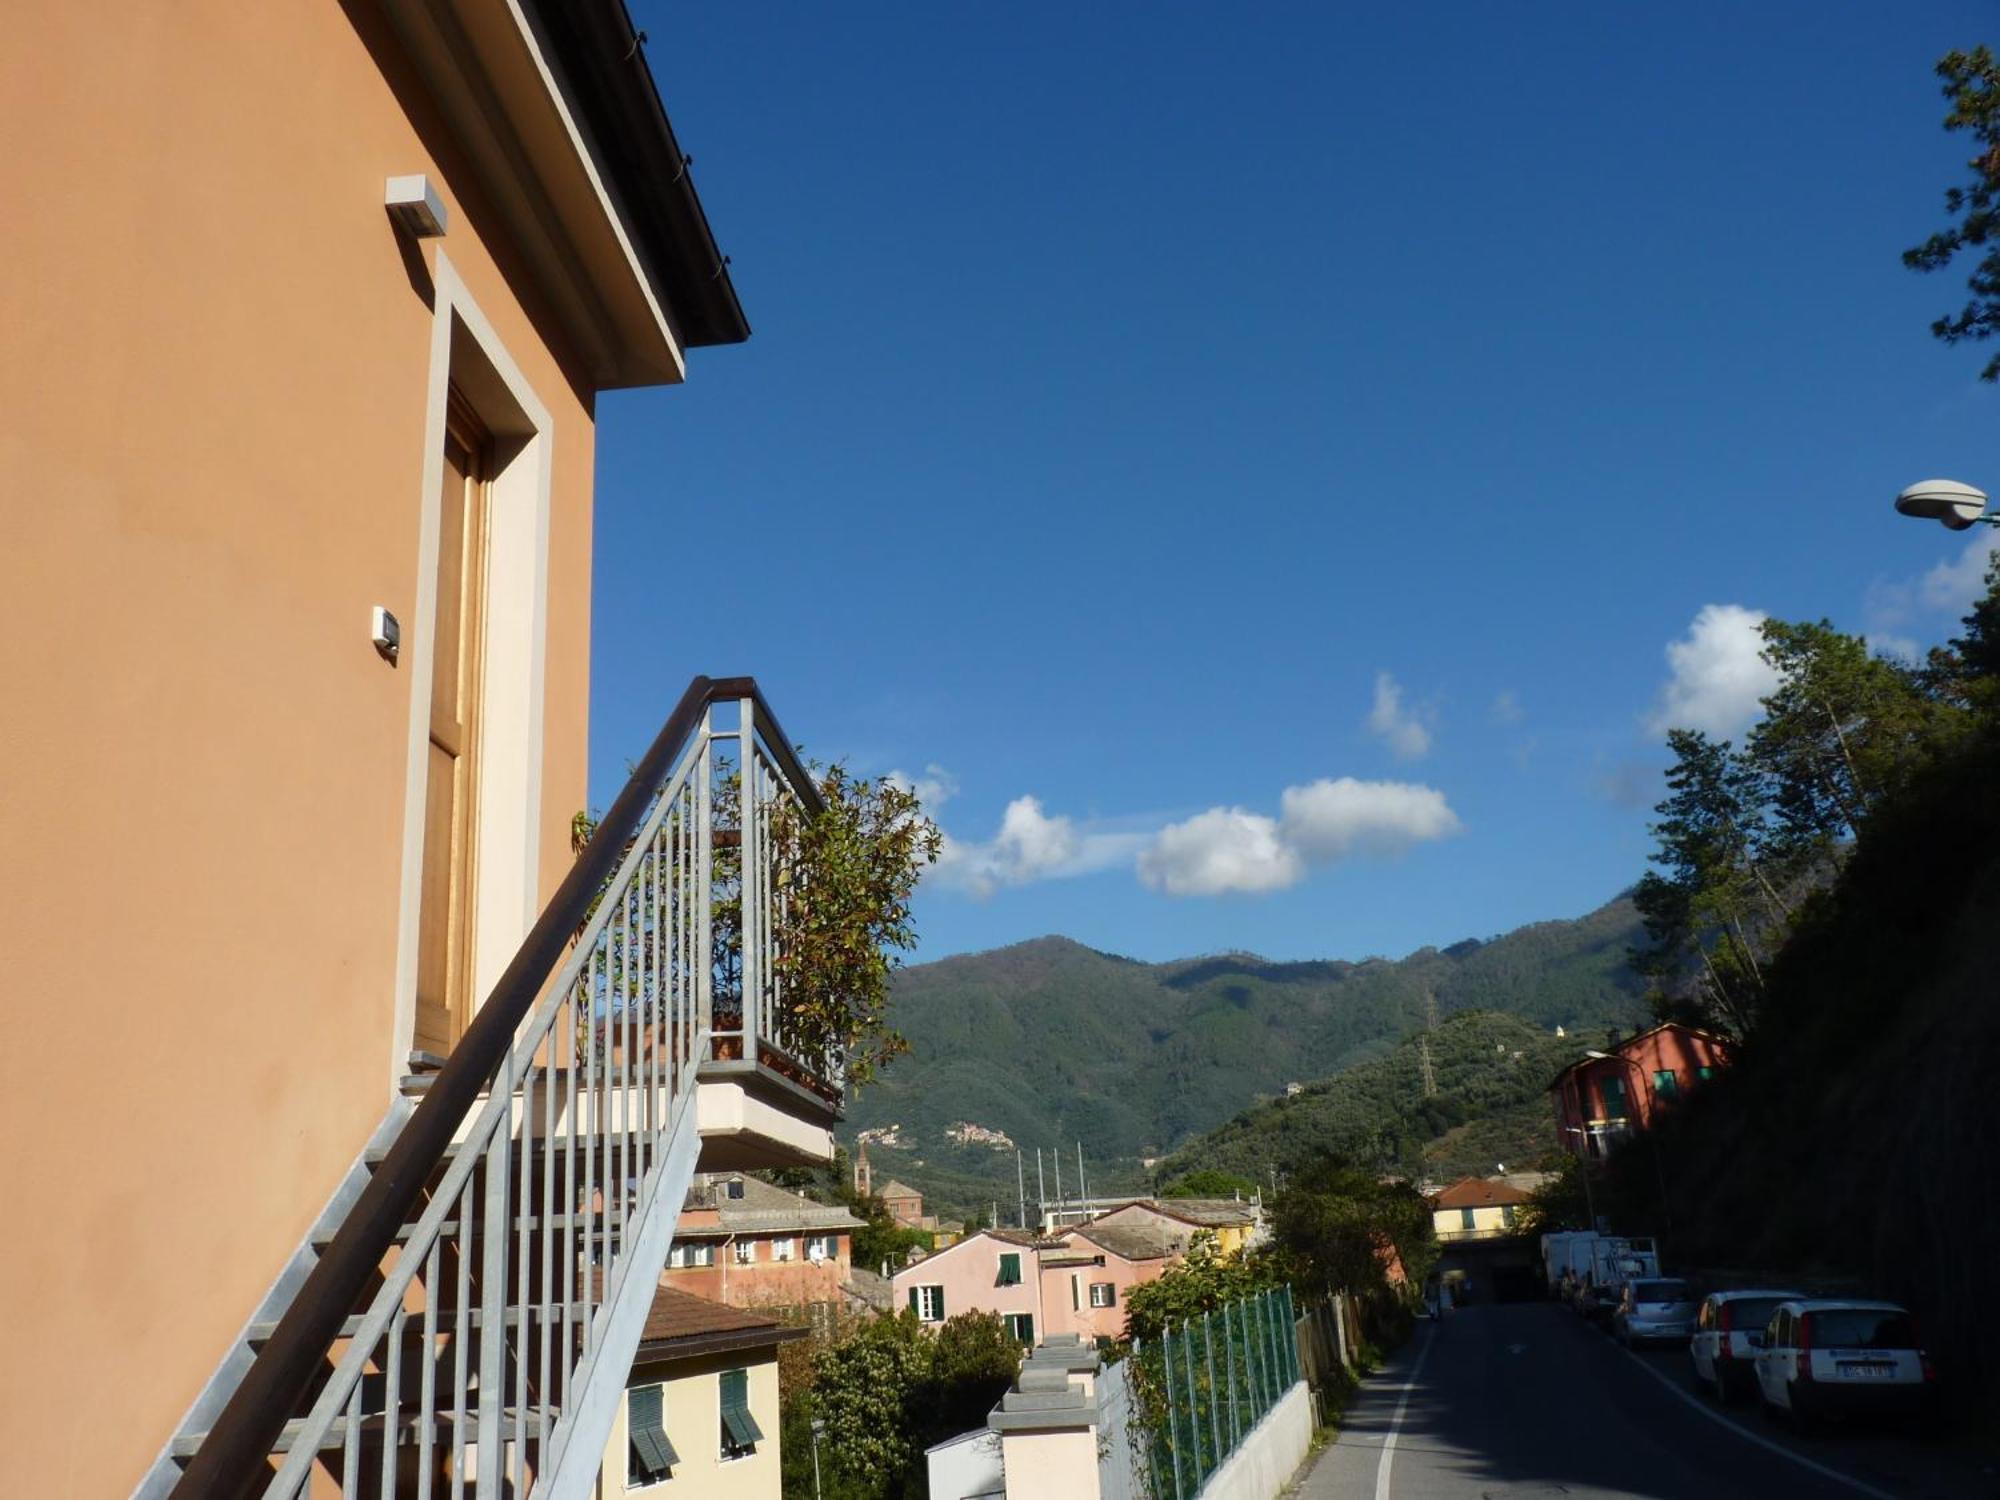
[
  {"x1": 308, "y1": 1212, "x2": 589, "y2": 1250},
  {"x1": 170, "y1": 1405, "x2": 559, "y2": 1459},
  {"x1": 244, "y1": 1301, "x2": 590, "y2": 1345}
]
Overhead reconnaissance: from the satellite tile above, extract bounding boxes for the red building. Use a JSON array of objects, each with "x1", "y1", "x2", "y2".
[
  {"x1": 661, "y1": 1172, "x2": 864, "y2": 1313},
  {"x1": 1549, "y1": 1021, "x2": 1732, "y2": 1160}
]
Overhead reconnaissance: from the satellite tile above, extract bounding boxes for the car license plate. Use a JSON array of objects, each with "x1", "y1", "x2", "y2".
[{"x1": 1838, "y1": 1362, "x2": 1892, "y2": 1378}]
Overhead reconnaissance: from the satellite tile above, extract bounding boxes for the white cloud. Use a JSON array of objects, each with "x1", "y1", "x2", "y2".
[
  {"x1": 1279, "y1": 778, "x2": 1464, "y2": 860},
  {"x1": 886, "y1": 762, "x2": 959, "y2": 812},
  {"x1": 1366, "y1": 672, "x2": 1432, "y2": 759},
  {"x1": 932, "y1": 795, "x2": 1146, "y2": 899},
  {"x1": 1137, "y1": 808, "x2": 1304, "y2": 896},
  {"x1": 1138, "y1": 777, "x2": 1462, "y2": 898},
  {"x1": 1865, "y1": 535, "x2": 2000, "y2": 657},
  {"x1": 922, "y1": 770, "x2": 1463, "y2": 902},
  {"x1": 1644, "y1": 603, "x2": 1778, "y2": 740},
  {"x1": 1490, "y1": 690, "x2": 1525, "y2": 725}
]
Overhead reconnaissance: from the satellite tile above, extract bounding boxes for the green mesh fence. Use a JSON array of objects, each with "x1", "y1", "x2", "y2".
[{"x1": 1131, "y1": 1286, "x2": 1300, "y2": 1499}]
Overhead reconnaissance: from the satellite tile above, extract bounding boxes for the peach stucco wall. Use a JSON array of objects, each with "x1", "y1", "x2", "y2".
[
  {"x1": 893, "y1": 1234, "x2": 1045, "y2": 1329},
  {"x1": 1038, "y1": 1235, "x2": 1163, "y2": 1342},
  {"x1": 0, "y1": 6, "x2": 614, "y2": 1494}
]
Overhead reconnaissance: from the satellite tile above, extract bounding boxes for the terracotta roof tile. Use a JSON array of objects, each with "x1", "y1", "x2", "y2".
[
  {"x1": 642, "y1": 1285, "x2": 780, "y2": 1343},
  {"x1": 1430, "y1": 1177, "x2": 1532, "y2": 1210}
]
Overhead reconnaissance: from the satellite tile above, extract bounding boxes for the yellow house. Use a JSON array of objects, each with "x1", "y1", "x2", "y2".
[
  {"x1": 596, "y1": 1288, "x2": 800, "y2": 1500},
  {"x1": 1430, "y1": 1177, "x2": 1532, "y2": 1241},
  {"x1": 1, "y1": 5, "x2": 839, "y2": 1496}
]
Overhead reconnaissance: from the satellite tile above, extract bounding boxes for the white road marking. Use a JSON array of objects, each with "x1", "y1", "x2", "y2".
[
  {"x1": 1618, "y1": 1347, "x2": 1901, "y2": 1500},
  {"x1": 1373, "y1": 1320, "x2": 1438, "y2": 1500}
]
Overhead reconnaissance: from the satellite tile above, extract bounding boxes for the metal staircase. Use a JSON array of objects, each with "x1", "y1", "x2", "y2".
[{"x1": 154, "y1": 677, "x2": 835, "y2": 1500}]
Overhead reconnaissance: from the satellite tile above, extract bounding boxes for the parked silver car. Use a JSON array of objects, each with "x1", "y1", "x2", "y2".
[
  {"x1": 1750, "y1": 1299, "x2": 1937, "y2": 1426},
  {"x1": 1689, "y1": 1289, "x2": 1802, "y2": 1402},
  {"x1": 1612, "y1": 1277, "x2": 1698, "y2": 1346}
]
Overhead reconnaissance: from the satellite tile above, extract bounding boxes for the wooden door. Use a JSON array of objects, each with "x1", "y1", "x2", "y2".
[{"x1": 414, "y1": 393, "x2": 490, "y2": 1059}]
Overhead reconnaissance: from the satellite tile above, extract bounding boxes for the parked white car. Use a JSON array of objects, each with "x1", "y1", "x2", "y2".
[
  {"x1": 1750, "y1": 1299, "x2": 1937, "y2": 1426},
  {"x1": 1689, "y1": 1289, "x2": 1802, "y2": 1402},
  {"x1": 1613, "y1": 1277, "x2": 1698, "y2": 1346}
]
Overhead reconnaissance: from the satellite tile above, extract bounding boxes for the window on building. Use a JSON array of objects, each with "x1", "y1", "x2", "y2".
[
  {"x1": 1697, "y1": 1065, "x2": 1714, "y2": 1081},
  {"x1": 718, "y1": 1367, "x2": 762, "y2": 1460},
  {"x1": 1071, "y1": 1274, "x2": 1081, "y2": 1311},
  {"x1": 1601, "y1": 1074, "x2": 1629, "y2": 1120},
  {"x1": 911, "y1": 1284, "x2": 944, "y2": 1322},
  {"x1": 1459, "y1": 1207, "x2": 1476, "y2": 1231},
  {"x1": 772, "y1": 1238, "x2": 795, "y2": 1262},
  {"x1": 1654, "y1": 1068, "x2": 1680, "y2": 1099},
  {"x1": 734, "y1": 1240, "x2": 755, "y2": 1265},
  {"x1": 1006, "y1": 1313, "x2": 1035, "y2": 1344},
  {"x1": 1089, "y1": 1282, "x2": 1117, "y2": 1308},
  {"x1": 626, "y1": 1383, "x2": 677, "y2": 1486},
  {"x1": 673, "y1": 1242, "x2": 714, "y2": 1268},
  {"x1": 996, "y1": 1252, "x2": 1022, "y2": 1286},
  {"x1": 807, "y1": 1235, "x2": 835, "y2": 1262},
  {"x1": 1502, "y1": 1205, "x2": 1517, "y2": 1228},
  {"x1": 725, "y1": 1179, "x2": 745, "y2": 1200}
]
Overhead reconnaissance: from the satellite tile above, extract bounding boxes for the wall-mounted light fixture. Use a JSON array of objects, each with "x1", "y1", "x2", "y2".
[
  {"x1": 384, "y1": 174, "x2": 448, "y2": 238},
  {"x1": 371, "y1": 605, "x2": 401, "y2": 661}
]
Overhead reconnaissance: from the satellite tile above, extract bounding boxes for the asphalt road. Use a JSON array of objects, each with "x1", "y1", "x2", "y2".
[{"x1": 1295, "y1": 1300, "x2": 1998, "y2": 1500}]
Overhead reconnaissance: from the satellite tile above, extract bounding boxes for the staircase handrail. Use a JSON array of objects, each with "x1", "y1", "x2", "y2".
[{"x1": 171, "y1": 675, "x2": 822, "y2": 1499}]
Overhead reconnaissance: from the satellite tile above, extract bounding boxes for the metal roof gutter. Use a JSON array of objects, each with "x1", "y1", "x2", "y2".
[{"x1": 522, "y1": 0, "x2": 750, "y2": 348}]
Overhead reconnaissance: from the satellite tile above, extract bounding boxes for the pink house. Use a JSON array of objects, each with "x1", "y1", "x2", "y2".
[{"x1": 889, "y1": 1224, "x2": 1174, "y2": 1344}]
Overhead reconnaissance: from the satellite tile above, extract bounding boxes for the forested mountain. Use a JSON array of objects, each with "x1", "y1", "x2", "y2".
[
  {"x1": 1152, "y1": 1011, "x2": 1584, "y2": 1185},
  {"x1": 843, "y1": 894, "x2": 1649, "y2": 1218}
]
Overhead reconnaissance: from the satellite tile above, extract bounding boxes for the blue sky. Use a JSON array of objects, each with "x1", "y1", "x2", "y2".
[{"x1": 590, "y1": 2, "x2": 2000, "y2": 963}]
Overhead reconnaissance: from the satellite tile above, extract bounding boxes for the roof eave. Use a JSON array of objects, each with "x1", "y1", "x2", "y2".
[{"x1": 519, "y1": 0, "x2": 749, "y2": 351}]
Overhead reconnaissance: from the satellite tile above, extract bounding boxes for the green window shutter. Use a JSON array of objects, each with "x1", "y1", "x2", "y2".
[
  {"x1": 998, "y1": 1252, "x2": 1020, "y2": 1286},
  {"x1": 935, "y1": 1287, "x2": 945, "y2": 1319},
  {"x1": 719, "y1": 1367, "x2": 763, "y2": 1447},
  {"x1": 909, "y1": 1287, "x2": 920, "y2": 1315},
  {"x1": 627, "y1": 1383, "x2": 678, "y2": 1480}
]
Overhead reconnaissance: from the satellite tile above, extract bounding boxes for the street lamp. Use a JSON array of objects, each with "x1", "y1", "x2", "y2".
[
  {"x1": 1894, "y1": 478, "x2": 1994, "y2": 531},
  {"x1": 1584, "y1": 1050, "x2": 1674, "y2": 1234}
]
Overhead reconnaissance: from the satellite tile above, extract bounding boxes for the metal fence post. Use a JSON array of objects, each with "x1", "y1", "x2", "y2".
[
  {"x1": 1160, "y1": 1325, "x2": 1184, "y2": 1500},
  {"x1": 1203, "y1": 1308, "x2": 1223, "y2": 1469},
  {"x1": 1216, "y1": 1304, "x2": 1232, "y2": 1456},
  {"x1": 737, "y1": 695, "x2": 759, "y2": 1063}
]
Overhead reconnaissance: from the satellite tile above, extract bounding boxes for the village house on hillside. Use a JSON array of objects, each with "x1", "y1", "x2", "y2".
[
  {"x1": 659, "y1": 1173, "x2": 864, "y2": 1314},
  {"x1": 853, "y1": 1141, "x2": 964, "y2": 1243},
  {"x1": 1084, "y1": 1197, "x2": 1267, "y2": 1257},
  {"x1": 889, "y1": 1223, "x2": 1175, "y2": 1345},
  {"x1": 1429, "y1": 1177, "x2": 1531, "y2": 1241},
  {"x1": 1549, "y1": 1021, "x2": 1733, "y2": 1160}
]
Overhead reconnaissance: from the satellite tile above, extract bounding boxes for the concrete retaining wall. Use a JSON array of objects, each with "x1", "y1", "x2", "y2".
[{"x1": 1195, "y1": 1381, "x2": 1312, "y2": 1500}]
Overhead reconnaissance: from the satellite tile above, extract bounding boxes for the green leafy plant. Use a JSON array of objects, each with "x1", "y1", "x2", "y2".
[{"x1": 770, "y1": 764, "x2": 940, "y2": 1087}]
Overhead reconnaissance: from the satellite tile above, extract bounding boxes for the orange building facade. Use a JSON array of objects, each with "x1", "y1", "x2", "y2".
[{"x1": 0, "y1": 5, "x2": 750, "y2": 1494}]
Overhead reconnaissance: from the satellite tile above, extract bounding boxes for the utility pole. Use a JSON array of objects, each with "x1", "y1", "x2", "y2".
[
  {"x1": 1036, "y1": 1150, "x2": 1046, "y2": 1228},
  {"x1": 1052, "y1": 1149, "x2": 1065, "y2": 1221},
  {"x1": 1016, "y1": 1149, "x2": 1027, "y2": 1230},
  {"x1": 1076, "y1": 1142, "x2": 1088, "y2": 1212}
]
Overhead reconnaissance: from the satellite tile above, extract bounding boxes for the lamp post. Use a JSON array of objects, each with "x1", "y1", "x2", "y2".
[
  {"x1": 1893, "y1": 478, "x2": 1996, "y2": 530},
  {"x1": 810, "y1": 1416, "x2": 825, "y2": 1500},
  {"x1": 1584, "y1": 1050, "x2": 1674, "y2": 1234}
]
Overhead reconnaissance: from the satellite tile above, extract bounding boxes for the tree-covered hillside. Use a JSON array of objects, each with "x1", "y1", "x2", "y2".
[
  {"x1": 1153, "y1": 1011, "x2": 1582, "y2": 1186},
  {"x1": 842, "y1": 894, "x2": 1648, "y2": 1217}
]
